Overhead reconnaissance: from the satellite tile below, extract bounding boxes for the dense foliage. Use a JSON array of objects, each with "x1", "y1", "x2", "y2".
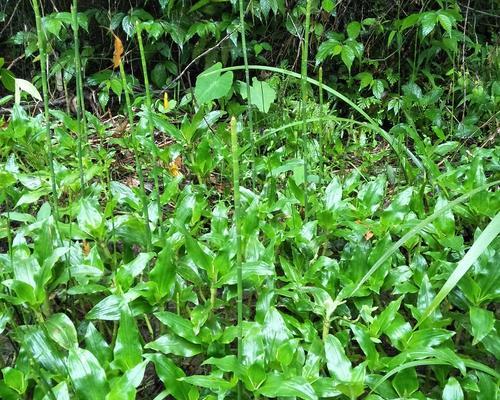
[{"x1": 0, "y1": 0, "x2": 499, "y2": 399}]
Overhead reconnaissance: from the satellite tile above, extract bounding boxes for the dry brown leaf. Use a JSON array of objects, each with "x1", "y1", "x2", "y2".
[
  {"x1": 112, "y1": 33, "x2": 124, "y2": 69},
  {"x1": 364, "y1": 231, "x2": 374, "y2": 240},
  {"x1": 82, "y1": 240, "x2": 90, "y2": 256},
  {"x1": 168, "y1": 156, "x2": 182, "y2": 177}
]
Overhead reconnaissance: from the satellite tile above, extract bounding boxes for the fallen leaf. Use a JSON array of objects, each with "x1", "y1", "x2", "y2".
[{"x1": 112, "y1": 33, "x2": 124, "y2": 69}]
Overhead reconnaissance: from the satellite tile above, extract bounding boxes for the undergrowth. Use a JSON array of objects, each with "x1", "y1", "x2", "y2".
[{"x1": 0, "y1": 0, "x2": 499, "y2": 399}]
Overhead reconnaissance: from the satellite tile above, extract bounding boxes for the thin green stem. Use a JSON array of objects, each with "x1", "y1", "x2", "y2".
[
  {"x1": 32, "y1": 0, "x2": 63, "y2": 235},
  {"x1": 238, "y1": 0, "x2": 255, "y2": 188},
  {"x1": 71, "y1": 1, "x2": 87, "y2": 194},
  {"x1": 300, "y1": 0, "x2": 312, "y2": 220},
  {"x1": 230, "y1": 117, "x2": 243, "y2": 400},
  {"x1": 135, "y1": 21, "x2": 163, "y2": 234},
  {"x1": 318, "y1": 66, "x2": 324, "y2": 181},
  {"x1": 118, "y1": 60, "x2": 152, "y2": 251}
]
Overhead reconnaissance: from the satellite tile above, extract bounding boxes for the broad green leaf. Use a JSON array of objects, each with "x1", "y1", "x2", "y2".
[
  {"x1": 106, "y1": 360, "x2": 148, "y2": 400},
  {"x1": 443, "y1": 377, "x2": 464, "y2": 400},
  {"x1": 14, "y1": 78, "x2": 42, "y2": 105},
  {"x1": 146, "y1": 354, "x2": 194, "y2": 400},
  {"x1": 392, "y1": 367, "x2": 418, "y2": 397},
  {"x1": 341, "y1": 45, "x2": 355, "y2": 72},
  {"x1": 1, "y1": 367, "x2": 26, "y2": 394},
  {"x1": 420, "y1": 12, "x2": 437, "y2": 37},
  {"x1": 249, "y1": 78, "x2": 276, "y2": 113},
  {"x1": 45, "y1": 313, "x2": 77, "y2": 350},
  {"x1": 68, "y1": 347, "x2": 109, "y2": 400},
  {"x1": 84, "y1": 322, "x2": 112, "y2": 367},
  {"x1": 470, "y1": 306, "x2": 494, "y2": 345},
  {"x1": 437, "y1": 13, "x2": 452, "y2": 35},
  {"x1": 324, "y1": 334, "x2": 352, "y2": 382},
  {"x1": 86, "y1": 295, "x2": 124, "y2": 320},
  {"x1": 351, "y1": 324, "x2": 379, "y2": 369},
  {"x1": 357, "y1": 175, "x2": 386, "y2": 215},
  {"x1": 381, "y1": 187, "x2": 413, "y2": 228},
  {"x1": 325, "y1": 176, "x2": 342, "y2": 211},
  {"x1": 194, "y1": 62, "x2": 233, "y2": 105},
  {"x1": 180, "y1": 375, "x2": 236, "y2": 392},
  {"x1": 258, "y1": 373, "x2": 318, "y2": 400},
  {"x1": 322, "y1": 0, "x2": 335, "y2": 13},
  {"x1": 145, "y1": 334, "x2": 202, "y2": 357},
  {"x1": 347, "y1": 21, "x2": 361, "y2": 39},
  {"x1": 150, "y1": 246, "x2": 176, "y2": 299},
  {"x1": 112, "y1": 306, "x2": 142, "y2": 372},
  {"x1": 154, "y1": 311, "x2": 201, "y2": 344}
]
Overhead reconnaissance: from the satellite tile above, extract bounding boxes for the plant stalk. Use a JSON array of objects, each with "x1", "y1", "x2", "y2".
[
  {"x1": 238, "y1": 0, "x2": 256, "y2": 188},
  {"x1": 135, "y1": 21, "x2": 163, "y2": 234},
  {"x1": 118, "y1": 59, "x2": 153, "y2": 251},
  {"x1": 230, "y1": 117, "x2": 243, "y2": 400},
  {"x1": 71, "y1": 1, "x2": 87, "y2": 193}
]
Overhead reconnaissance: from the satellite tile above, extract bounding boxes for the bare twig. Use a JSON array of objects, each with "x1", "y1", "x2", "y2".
[{"x1": 165, "y1": 29, "x2": 237, "y2": 90}]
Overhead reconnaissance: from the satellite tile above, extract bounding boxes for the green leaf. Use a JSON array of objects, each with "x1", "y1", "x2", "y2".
[
  {"x1": 154, "y1": 311, "x2": 201, "y2": 344},
  {"x1": 258, "y1": 374, "x2": 318, "y2": 400},
  {"x1": 392, "y1": 367, "x2": 418, "y2": 397},
  {"x1": 194, "y1": 62, "x2": 233, "y2": 105},
  {"x1": 443, "y1": 377, "x2": 464, "y2": 400},
  {"x1": 357, "y1": 175, "x2": 386, "y2": 215},
  {"x1": 356, "y1": 71, "x2": 373, "y2": 90},
  {"x1": 112, "y1": 306, "x2": 142, "y2": 371},
  {"x1": 372, "y1": 79, "x2": 384, "y2": 99},
  {"x1": 150, "y1": 246, "x2": 176, "y2": 299},
  {"x1": 145, "y1": 354, "x2": 193, "y2": 400},
  {"x1": 84, "y1": 322, "x2": 112, "y2": 367},
  {"x1": 68, "y1": 347, "x2": 109, "y2": 400},
  {"x1": 45, "y1": 313, "x2": 77, "y2": 350},
  {"x1": 86, "y1": 295, "x2": 124, "y2": 321},
  {"x1": 347, "y1": 21, "x2": 361, "y2": 40},
  {"x1": 249, "y1": 77, "x2": 276, "y2": 113},
  {"x1": 420, "y1": 12, "x2": 437, "y2": 37},
  {"x1": 324, "y1": 334, "x2": 352, "y2": 382},
  {"x1": 180, "y1": 375, "x2": 236, "y2": 392},
  {"x1": 325, "y1": 177, "x2": 342, "y2": 211},
  {"x1": 316, "y1": 39, "x2": 342, "y2": 63},
  {"x1": 417, "y1": 212, "x2": 500, "y2": 327},
  {"x1": 322, "y1": 0, "x2": 335, "y2": 13},
  {"x1": 341, "y1": 45, "x2": 355, "y2": 72},
  {"x1": 437, "y1": 14, "x2": 452, "y2": 35},
  {"x1": 145, "y1": 334, "x2": 202, "y2": 357},
  {"x1": 470, "y1": 306, "x2": 494, "y2": 345}
]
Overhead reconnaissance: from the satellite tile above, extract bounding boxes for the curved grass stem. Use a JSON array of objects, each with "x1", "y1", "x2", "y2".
[{"x1": 135, "y1": 22, "x2": 163, "y2": 235}]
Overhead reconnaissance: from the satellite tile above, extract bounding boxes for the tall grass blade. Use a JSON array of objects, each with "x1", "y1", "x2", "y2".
[
  {"x1": 136, "y1": 21, "x2": 163, "y2": 234},
  {"x1": 415, "y1": 212, "x2": 500, "y2": 328},
  {"x1": 71, "y1": 0, "x2": 87, "y2": 193}
]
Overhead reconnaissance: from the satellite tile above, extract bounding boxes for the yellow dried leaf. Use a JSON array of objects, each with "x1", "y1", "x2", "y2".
[
  {"x1": 163, "y1": 92, "x2": 169, "y2": 109},
  {"x1": 168, "y1": 156, "x2": 182, "y2": 177},
  {"x1": 364, "y1": 231, "x2": 374, "y2": 240},
  {"x1": 82, "y1": 240, "x2": 90, "y2": 256},
  {"x1": 112, "y1": 33, "x2": 124, "y2": 69}
]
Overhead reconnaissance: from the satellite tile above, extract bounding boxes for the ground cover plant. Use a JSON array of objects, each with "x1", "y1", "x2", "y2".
[{"x1": 0, "y1": 0, "x2": 499, "y2": 398}]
